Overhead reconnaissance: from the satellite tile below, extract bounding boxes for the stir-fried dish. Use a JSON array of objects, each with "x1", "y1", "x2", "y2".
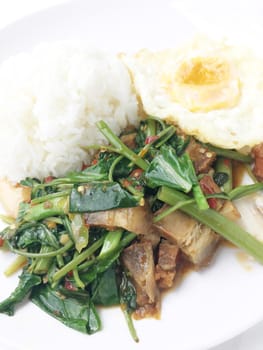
[{"x1": 1, "y1": 117, "x2": 263, "y2": 341}]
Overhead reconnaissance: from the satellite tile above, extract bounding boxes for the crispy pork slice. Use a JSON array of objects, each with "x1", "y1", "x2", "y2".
[
  {"x1": 121, "y1": 241, "x2": 160, "y2": 319},
  {"x1": 137, "y1": 228, "x2": 160, "y2": 248},
  {"x1": 120, "y1": 132, "x2": 137, "y2": 149},
  {"x1": 85, "y1": 204, "x2": 160, "y2": 246},
  {"x1": 154, "y1": 207, "x2": 219, "y2": 266},
  {"x1": 155, "y1": 240, "x2": 179, "y2": 289},
  {"x1": 0, "y1": 179, "x2": 31, "y2": 218},
  {"x1": 186, "y1": 138, "x2": 216, "y2": 174}
]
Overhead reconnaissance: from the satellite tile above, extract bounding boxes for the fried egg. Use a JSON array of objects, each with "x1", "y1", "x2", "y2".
[{"x1": 124, "y1": 37, "x2": 263, "y2": 150}]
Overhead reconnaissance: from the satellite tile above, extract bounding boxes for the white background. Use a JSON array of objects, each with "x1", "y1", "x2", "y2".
[{"x1": 0, "y1": 1, "x2": 263, "y2": 349}]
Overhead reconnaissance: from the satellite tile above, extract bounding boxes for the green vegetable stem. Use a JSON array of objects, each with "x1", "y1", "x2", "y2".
[
  {"x1": 24, "y1": 196, "x2": 69, "y2": 222},
  {"x1": 96, "y1": 120, "x2": 149, "y2": 170},
  {"x1": 214, "y1": 156, "x2": 233, "y2": 192},
  {"x1": 203, "y1": 143, "x2": 252, "y2": 163}
]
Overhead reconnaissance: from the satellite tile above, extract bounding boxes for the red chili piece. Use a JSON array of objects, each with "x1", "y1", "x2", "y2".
[
  {"x1": 64, "y1": 280, "x2": 77, "y2": 291},
  {"x1": 130, "y1": 168, "x2": 143, "y2": 179},
  {"x1": 145, "y1": 135, "x2": 159, "y2": 145},
  {"x1": 44, "y1": 176, "x2": 55, "y2": 183},
  {"x1": 199, "y1": 175, "x2": 221, "y2": 210}
]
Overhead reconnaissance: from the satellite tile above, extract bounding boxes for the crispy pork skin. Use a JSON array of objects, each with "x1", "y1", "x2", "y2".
[
  {"x1": 155, "y1": 240, "x2": 179, "y2": 289},
  {"x1": 121, "y1": 241, "x2": 160, "y2": 318},
  {"x1": 85, "y1": 204, "x2": 153, "y2": 236},
  {"x1": 186, "y1": 138, "x2": 216, "y2": 174},
  {"x1": 154, "y1": 207, "x2": 219, "y2": 266}
]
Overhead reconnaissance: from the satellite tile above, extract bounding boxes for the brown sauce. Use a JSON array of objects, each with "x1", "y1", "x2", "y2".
[
  {"x1": 174, "y1": 256, "x2": 195, "y2": 287},
  {"x1": 162, "y1": 251, "x2": 211, "y2": 294},
  {"x1": 236, "y1": 251, "x2": 254, "y2": 271},
  {"x1": 159, "y1": 261, "x2": 194, "y2": 304},
  {"x1": 219, "y1": 238, "x2": 254, "y2": 270},
  {"x1": 219, "y1": 239, "x2": 254, "y2": 271}
]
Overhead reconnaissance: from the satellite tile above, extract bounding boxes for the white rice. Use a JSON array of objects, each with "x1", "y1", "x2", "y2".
[{"x1": 0, "y1": 41, "x2": 139, "y2": 182}]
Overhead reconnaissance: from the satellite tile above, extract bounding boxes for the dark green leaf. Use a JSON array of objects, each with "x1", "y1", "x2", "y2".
[
  {"x1": 0, "y1": 271, "x2": 41, "y2": 315},
  {"x1": 20, "y1": 177, "x2": 41, "y2": 188},
  {"x1": 91, "y1": 265, "x2": 119, "y2": 306},
  {"x1": 67, "y1": 152, "x2": 119, "y2": 183},
  {"x1": 111, "y1": 157, "x2": 133, "y2": 179},
  {"x1": 30, "y1": 284, "x2": 101, "y2": 334},
  {"x1": 16, "y1": 202, "x2": 30, "y2": 223},
  {"x1": 69, "y1": 182, "x2": 140, "y2": 213},
  {"x1": 135, "y1": 120, "x2": 147, "y2": 148},
  {"x1": 80, "y1": 249, "x2": 121, "y2": 285},
  {"x1": 145, "y1": 145, "x2": 196, "y2": 192},
  {"x1": 150, "y1": 198, "x2": 164, "y2": 213},
  {"x1": 83, "y1": 153, "x2": 111, "y2": 177},
  {"x1": 0, "y1": 225, "x2": 17, "y2": 241},
  {"x1": 15, "y1": 223, "x2": 60, "y2": 250},
  {"x1": 167, "y1": 134, "x2": 191, "y2": 156},
  {"x1": 119, "y1": 271, "x2": 137, "y2": 313}
]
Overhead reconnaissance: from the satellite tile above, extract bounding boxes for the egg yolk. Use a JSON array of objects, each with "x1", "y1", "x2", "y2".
[{"x1": 163, "y1": 56, "x2": 241, "y2": 112}]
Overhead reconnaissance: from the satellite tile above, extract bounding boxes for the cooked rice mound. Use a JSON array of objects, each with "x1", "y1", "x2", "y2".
[{"x1": 0, "y1": 42, "x2": 138, "y2": 182}]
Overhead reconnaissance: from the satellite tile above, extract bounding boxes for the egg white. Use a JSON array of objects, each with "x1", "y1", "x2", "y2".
[{"x1": 124, "y1": 37, "x2": 263, "y2": 150}]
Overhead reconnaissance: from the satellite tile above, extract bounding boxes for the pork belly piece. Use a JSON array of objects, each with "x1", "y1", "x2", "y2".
[
  {"x1": 120, "y1": 132, "x2": 137, "y2": 149},
  {"x1": 85, "y1": 203, "x2": 160, "y2": 246},
  {"x1": 0, "y1": 179, "x2": 31, "y2": 218},
  {"x1": 186, "y1": 138, "x2": 216, "y2": 174},
  {"x1": 85, "y1": 204, "x2": 152, "y2": 235},
  {"x1": 154, "y1": 207, "x2": 219, "y2": 266},
  {"x1": 137, "y1": 228, "x2": 160, "y2": 248},
  {"x1": 121, "y1": 241, "x2": 160, "y2": 319},
  {"x1": 155, "y1": 240, "x2": 179, "y2": 289},
  {"x1": 252, "y1": 143, "x2": 263, "y2": 181}
]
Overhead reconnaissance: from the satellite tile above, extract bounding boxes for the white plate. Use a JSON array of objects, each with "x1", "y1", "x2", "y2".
[{"x1": 1, "y1": 1, "x2": 263, "y2": 349}]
